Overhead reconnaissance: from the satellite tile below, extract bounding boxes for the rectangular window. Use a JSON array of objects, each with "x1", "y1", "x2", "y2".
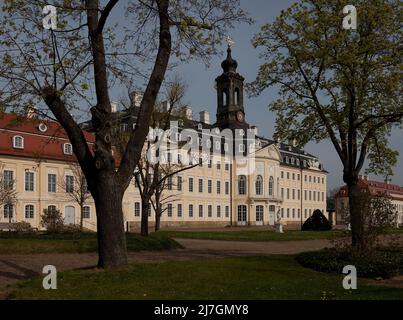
[
  {"x1": 167, "y1": 204, "x2": 173, "y2": 217},
  {"x1": 287, "y1": 188, "x2": 290, "y2": 200},
  {"x1": 287, "y1": 172, "x2": 290, "y2": 179},
  {"x1": 217, "y1": 205, "x2": 221, "y2": 218},
  {"x1": 225, "y1": 181, "x2": 229, "y2": 195},
  {"x1": 208, "y1": 205, "x2": 212, "y2": 218},
  {"x1": 189, "y1": 204, "x2": 193, "y2": 218},
  {"x1": 177, "y1": 204, "x2": 182, "y2": 218},
  {"x1": 189, "y1": 177, "x2": 194, "y2": 192},
  {"x1": 309, "y1": 190, "x2": 312, "y2": 201},
  {"x1": 216, "y1": 161, "x2": 221, "y2": 170},
  {"x1": 4, "y1": 204, "x2": 13, "y2": 219},
  {"x1": 281, "y1": 208, "x2": 284, "y2": 218},
  {"x1": 25, "y1": 171, "x2": 34, "y2": 191},
  {"x1": 281, "y1": 171, "x2": 284, "y2": 179},
  {"x1": 225, "y1": 206, "x2": 229, "y2": 218},
  {"x1": 292, "y1": 173, "x2": 295, "y2": 180},
  {"x1": 281, "y1": 188, "x2": 284, "y2": 199},
  {"x1": 198, "y1": 205, "x2": 203, "y2": 218},
  {"x1": 208, "y1": 179, "x2": 212, "y2": 193},
  {"x1": 167, "y1": 176, "x2": 173, "y2": 190},
  {"x1": 217, "y1": 180, "x2": 221, "y2": 194},
  {"x1": 177, "y1": 176, "x2": 182, "y2": 191},
  {"x1": 134, "y1": 202, "x2": 140, "y2": 217},
  {"x1": 287, "y1": 208, "x2": 290, "y2": 218},
  {"x1": 25, "y1": 205, "x2": 34, "y2": 219},
  {"x1": 198, "y1": 178, "x2": 203, "y2": 193},
  {"x1": 292, "y1": 208, "x2": 295, "y2": 218},
  {"x1": 208, "y1": 159, "x2": 212, "y2": 168},
  {"x1": 66, "y1": 175, "x2": 74, "y2": 193},
  {"x1": 83, "y1": 206, "x2": 91, "y2": 219},
  {"x1": 48, "y1": 173, "x2": 56, "y2": 193},
  {"x1": 292, "y1": 189, "x2": 295, "y2": 200},
  {"x1": 305, "y1": 190, "x2": 307, "y2": 201},
  {"x1": 225, "y1": 163, "x2": 229, "y2": 171},
  {"x1": 3, "y1": 170, "x2": 14, "y2": 190},
  {"x1": 297, "y1": 189, "x2": 300, "y2": 200}
]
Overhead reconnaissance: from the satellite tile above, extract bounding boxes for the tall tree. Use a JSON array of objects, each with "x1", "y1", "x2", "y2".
[
  {"x1": 0, "y1": 0, "x2": 249, "y2": 267},
  {"x1": 249, "y1": 0, "x2": 402, "y2": 251}
]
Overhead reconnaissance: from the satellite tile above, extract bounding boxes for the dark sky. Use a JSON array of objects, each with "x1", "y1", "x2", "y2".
[{"x1": 169, "y1": 0, "x2": 403, "y2": 191}]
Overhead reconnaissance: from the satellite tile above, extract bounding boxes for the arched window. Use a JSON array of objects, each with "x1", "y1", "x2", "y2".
[
  {"x1": 255, "y1": 175, "x2": 263, "y2": 195},
  {"x1": 13, "y1": 135, "x2": 24, "y2": 149},
  {"x1": 238, "y1": 175, "x2": 246, "y2": 195},
  {"x1": 234, "y1": 88, "x2": 240, "y2": 105},
  {"x1": 268, "y1": 176, "x2": 274, "y2": 196},
  {"x1": 47, "y1": 205, "x2": 57, "y2": 214},
  {"x1": 223, "y1": 89, "x2": 229, "y2": 106}
]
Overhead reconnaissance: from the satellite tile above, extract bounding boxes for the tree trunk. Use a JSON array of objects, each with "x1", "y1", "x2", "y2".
[
  {"x1": 155, "y1": 204, "x2": 162, "y2": 232},
  {"x1": 347, "y1": 182, "x2": 365, "y2": 252},
  {"x1": 141, "y1": 200, "x2": 150, "y2": 236},
  {"x1": 93, "y1": 175, "x2": 128, "y2": 268},
  {"x1": 80, "y1": 203, "x2": 84, "y2": 231}
]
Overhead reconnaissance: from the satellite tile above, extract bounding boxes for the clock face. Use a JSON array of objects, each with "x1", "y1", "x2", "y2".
[{"x1": 236, "y1": 111, "x2": 244, "y2": 122}]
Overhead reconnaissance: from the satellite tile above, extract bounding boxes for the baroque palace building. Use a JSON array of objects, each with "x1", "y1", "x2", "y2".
[{"x1": 0, "y1": 47, "x2": 327, "y2": 231}]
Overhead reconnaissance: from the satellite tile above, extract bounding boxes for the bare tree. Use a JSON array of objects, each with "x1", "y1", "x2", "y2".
[
  {"x1": 0, "y1": 162, "x2": 17, "y2": 223},
  {"x1": 59, "y1": 162, "x2": 92, "y2": 230},
  {"x1": 0, "y1": 0, "x2": 249, "y2": 267}
]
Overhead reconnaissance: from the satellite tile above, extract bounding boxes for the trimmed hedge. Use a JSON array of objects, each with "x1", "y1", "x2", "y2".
[{"x1": 296, "y1": 248, "x2": 403, "y2": 279}]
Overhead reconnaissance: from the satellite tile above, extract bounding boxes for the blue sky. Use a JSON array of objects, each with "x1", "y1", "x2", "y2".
[
  {"x1": 106, "y1": 0, "x2": 402, "y2": 191},
  {"x1": 166, "y1": 0, "x2": 403, "y2": 191}
]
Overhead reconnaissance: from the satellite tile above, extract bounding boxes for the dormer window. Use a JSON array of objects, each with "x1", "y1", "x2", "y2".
[
  {"x1": 198, "y1": 123, "x2": 203, "y2": 130},
  {"x1": 13, "y1": 136, "x2": 24, "y2": 149},
  {"x1": 63, "y1": 143, "x2": 73, "y2": 155}
]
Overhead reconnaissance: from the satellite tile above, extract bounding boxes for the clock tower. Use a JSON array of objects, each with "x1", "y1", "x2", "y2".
[{"x1": 215, "y1": 40, "x2": 249, "y2": 131}]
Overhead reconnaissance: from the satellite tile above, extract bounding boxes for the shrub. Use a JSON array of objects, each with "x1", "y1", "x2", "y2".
[
  {"x1": 41, "y1": 208, "x2": 64, "y2": 233},
  {"x1": 302, "y1": 209, "x2": 332, "y2": 231},
  {"x1": 14, "y1": 221, "x2": 34, "y2": 233},
  {"x1": 61, "y1": 224, "x2": 82, "y2": 234},
  {"x1": 296, "y1": 248, "x2": 403, "y2": 279}
]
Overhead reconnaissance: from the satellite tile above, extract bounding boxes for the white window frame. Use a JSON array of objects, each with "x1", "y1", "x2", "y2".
[
  {"x1": 13, "y1": 135, "x2": 24, "y2": 149},
  {"x1": 63, "y1": 143, "x2": 73, "y2": 155}
]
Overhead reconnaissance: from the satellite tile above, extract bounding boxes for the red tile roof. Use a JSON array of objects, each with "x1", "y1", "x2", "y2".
[
  {"x1": 0, "y1": 112, "x2": 95, "y2": 162},
  {"x1": 335, "y1": 176, "x2": 403, "y2": 201}
]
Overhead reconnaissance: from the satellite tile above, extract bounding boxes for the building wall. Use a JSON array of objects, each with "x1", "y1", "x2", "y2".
[{"x1": 1, "y1": 144, "x2": 327, "y2": 230}]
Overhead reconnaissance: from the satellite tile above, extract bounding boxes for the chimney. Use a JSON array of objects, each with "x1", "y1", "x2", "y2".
[
  {"x1": 183, "y1": 106, "x2": 192, "y2": 120},
  {"x1": 162, "y1": 101, "x2": 171, "y2": 113},
  {"x1": 199, "y1": 111, "x2": 210, "y2": 124},
  {"x1": 26, "y1": 106, "x2": 37, "y2": 119},
  {"x1": 251, "y1": 126, "x2": 258, "y2": 136},
  {"x1": 129, "y1": 91, "x2": 143, "y2": 107},
  {"x1": 111, "y1": 101, "x2": 118, "y2": 113}
]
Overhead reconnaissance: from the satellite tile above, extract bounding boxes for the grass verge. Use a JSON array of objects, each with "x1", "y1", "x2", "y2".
[
  {"x1": 0, "y1": 232, "x2": 182, "y2": 254},
  {"x1": 156, "y1": 230, "x2": 344, "y2": 242},
  {"x1": 9, "y1": 255, "x2": 403, "y2": 300}
]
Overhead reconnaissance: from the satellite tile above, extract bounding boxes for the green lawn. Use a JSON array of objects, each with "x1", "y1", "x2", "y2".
[
  {"x1": 0, "y1": 232, "x2": 181, "y2": 254},
  {"x1": 156, "y1": 229, "x2": 345, "y2": 241},
  {"x1": 9, "y1": 255, "x2": 403, "y2": 300}
]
